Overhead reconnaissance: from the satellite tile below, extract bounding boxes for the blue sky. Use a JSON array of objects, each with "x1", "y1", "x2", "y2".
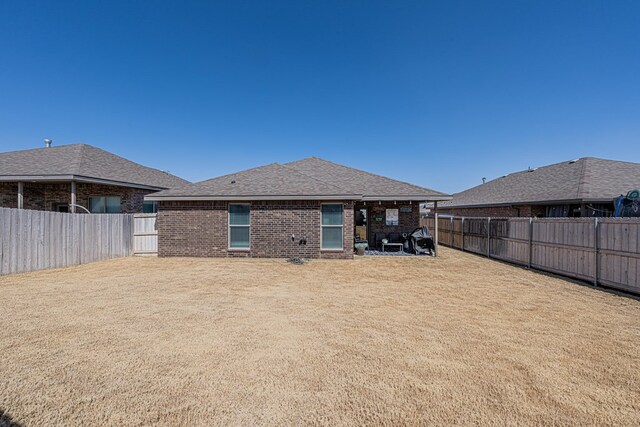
[{"x1": 1, "y1": 1, "x2": 638, "y2": 193}]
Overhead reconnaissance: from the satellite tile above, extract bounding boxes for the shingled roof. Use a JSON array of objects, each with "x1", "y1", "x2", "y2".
[
  {"x1": 285, "y1": 157, "x2": 449, "y2": 200},
  {"x1": 0, "y1": 144, "x2": 188, "y2": 189},
  {"x1": 148, "y1": 157, "x2": 450, "y2": 201},
  {"x1": 441, "y1": 157, "x2": 640, "y2": 208}
]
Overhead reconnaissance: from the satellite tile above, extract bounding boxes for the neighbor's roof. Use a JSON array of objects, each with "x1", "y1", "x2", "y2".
[
  {"x1": 148, "y1": 157, "x2": 450, "y2": 201},
  {"x1": 441, "y1": 157, "x2": 640, "y2": 209},
  {"x1": 0, "y1": 144, "x2": 188, "y2": 189}
]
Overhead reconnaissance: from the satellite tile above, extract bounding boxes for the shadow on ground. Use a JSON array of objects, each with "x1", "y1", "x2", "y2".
[{"x1": 0, "y1": 410, "x2": 22, "y2": 427}]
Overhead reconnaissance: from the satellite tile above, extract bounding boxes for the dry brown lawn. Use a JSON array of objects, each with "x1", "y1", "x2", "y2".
[{"x1": 1, "y1": 248, "x2": 639, "y2": 426}]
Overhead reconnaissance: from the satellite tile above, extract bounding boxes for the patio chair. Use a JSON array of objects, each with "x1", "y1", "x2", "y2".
[
  {"x1": 388, "y1": 232, "x2": 403, "y2": 244},
  {"x1": 374, "y1": 233, "x2": 386, "y2": 250}
]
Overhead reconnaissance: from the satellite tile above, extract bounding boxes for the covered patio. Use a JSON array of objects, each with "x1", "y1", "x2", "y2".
[{"x1": 353, "y1": 199, "x2": 445, "y2": 256}]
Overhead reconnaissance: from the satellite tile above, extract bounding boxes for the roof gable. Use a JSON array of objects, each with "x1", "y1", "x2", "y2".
[{"x1": 0, "y1": 144, "x2": 189, "y2": 189}]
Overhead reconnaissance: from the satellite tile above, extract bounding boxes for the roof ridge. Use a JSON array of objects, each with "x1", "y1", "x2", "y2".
[
  {"x1": 72, "y1": 144, "x2": 89, "y2": 175},
  {"x1": 289, "y1": 157, "x2": 446, "y2": 195},
  {"x1": 576, "y1": 157, "x2": 589, "y2": 199},
  {"x1": 277, "y1": 162, "x2": 356, "y2": 194},
  {"x1": 194, "y1": 162, "x2": 281, "y2": 185},
  {"x1": 0, "y1": 143, "x2": 85, "y2": 156}
]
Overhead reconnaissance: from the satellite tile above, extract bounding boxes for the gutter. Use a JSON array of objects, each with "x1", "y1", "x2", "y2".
[
  {"x1": 0, "y1": 175, "x2": 167, "y2": 191},
  {"x1": 145, "y1": 194, "x2": 453, "y2": 202},
  {"x1": 144, "y1": 194, "x2": 363, "y2": 201}
]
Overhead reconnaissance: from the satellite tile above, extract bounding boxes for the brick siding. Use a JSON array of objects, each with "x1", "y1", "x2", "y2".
[
  {"x1": 0, "y1": 182, "x2": 152, "y2": 213},
  {"x1": 353, "y1": 202, "x2": 421, "y2": 249},
  {"x1": 437, "y1": 205, "x2": 546, "y2": 218},
  {"x1": 157, "y1": 200, "x2": 354, "y2": 259}
]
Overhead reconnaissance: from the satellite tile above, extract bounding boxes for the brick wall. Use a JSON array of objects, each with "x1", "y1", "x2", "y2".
[
  {"x1": 437, "y1": 205, "x2": 546, "y2": 218},
  {"x1": 0, "y1": 182, "x2": 152, "y2": 213},
  {"x1": 355, "y1": 202, "x2": 420, "y2": 243},
  {"x1": 0, "y1": 183, "x2": 19, "y2": 209},
  {"x1": 157, "y1": 200, "x2": 354, "y2": 259}
]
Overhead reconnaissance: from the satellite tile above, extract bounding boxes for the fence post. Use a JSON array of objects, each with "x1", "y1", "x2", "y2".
[
  {"x1": 528, "y1": 217, "x2": 533, "y2": 268},
  {"x1": 594, "y1": 217, "x2": 599, "y2": 287},
  {"x1": 487, "y1": 217, "x2": 491, "y2": 258},
  {"x1": 450, "y1": 216, "x2": 454, "y2": 247},
  {"x1": 434, "y1": 212, "x2": 439, "y2": 257},
  {"x1": 461, "y1": 217, "x2": 465, "y2": 252}
]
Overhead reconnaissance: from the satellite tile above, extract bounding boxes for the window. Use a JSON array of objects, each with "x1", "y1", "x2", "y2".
[
  {"x1": 321, "y1": 204, "x2": 343, "y2": 250},
  {"x1": 88, "y1": 196, "x2": 121, "y2": 213},
  {"x1": 229, "y1": 204, "x2": 250, "y2": 249},
  {"x1": 143, "y1": 201, "x2": 157, "y2": 214},
  {"x1": 52, "y1": 203, "x2": 69, "y2": 213}
]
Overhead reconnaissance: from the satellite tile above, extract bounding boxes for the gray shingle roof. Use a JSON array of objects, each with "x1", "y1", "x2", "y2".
[
  {"x1": 0, "y1": 144, "x2": 188, "y2": 189},
  {"x1": 149, "y1": 163, "x2": 359, "y2": 199},
  {"x1": 441, "y1": 157, "x2": 640, "y2": 208},
  {"x1": 285, "y1": 157, "x2": 449, "y2": 200},
  {"x1": 149, "y1": 157, "x2": 450, "y2": 201}
]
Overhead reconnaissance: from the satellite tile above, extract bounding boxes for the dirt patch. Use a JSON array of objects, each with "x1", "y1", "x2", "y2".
[{"x1": 1, "y1": 248, "x2": 639, "y2": 426}]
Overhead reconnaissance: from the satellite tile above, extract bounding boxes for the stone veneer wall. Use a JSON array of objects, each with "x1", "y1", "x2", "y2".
[{"x1": 157, "y1": 200, "x2": 354, "y2": 259}]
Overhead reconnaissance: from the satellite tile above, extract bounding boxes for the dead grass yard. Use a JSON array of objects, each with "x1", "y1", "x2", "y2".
[{"x1": 1, "y1": 248, "x2": 639, "y2": 426}]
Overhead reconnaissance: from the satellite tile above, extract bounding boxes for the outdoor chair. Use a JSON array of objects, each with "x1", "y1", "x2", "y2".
[
  {"x1": 374, "y1": 233, "x2": 387, "y2": 250},
  {"x1": 388, "y1": 232, "x2": 403, "y2": 244}
]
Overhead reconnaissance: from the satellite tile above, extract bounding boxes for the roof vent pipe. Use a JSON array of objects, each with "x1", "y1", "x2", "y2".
[
  {"x1": 44, "y1": 139, "x2": 52, "y2": 148},
  {"x1": 482, "y1": 177, "x2": 486, "y2": 184}
]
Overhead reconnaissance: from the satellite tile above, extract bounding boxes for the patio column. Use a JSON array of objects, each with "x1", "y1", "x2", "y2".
[
  {"x1": 17, "y1": 182, "x2": 24, "y2": 209},
  {"x1": 70, "y1": 181, "x2": 77, "y2": 213},
  {"x1": 434, "y1": 201, "x2": 438, "y2": 257}
]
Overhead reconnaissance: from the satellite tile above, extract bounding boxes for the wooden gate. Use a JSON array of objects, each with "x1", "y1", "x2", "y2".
[{"x1": 133, "y1": 213, "x2": 158, "y2": 256}]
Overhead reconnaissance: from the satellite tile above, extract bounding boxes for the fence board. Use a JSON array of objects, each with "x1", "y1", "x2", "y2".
[
  {"x1": 133, "y1": 213, "x2": 158, "y2": 256},
  {"x1": 422, "y1": 215, "x2": 640, "y2": 295},
  {"x1": 0, "y1": 207, "x2": 134, "y2": 275}
]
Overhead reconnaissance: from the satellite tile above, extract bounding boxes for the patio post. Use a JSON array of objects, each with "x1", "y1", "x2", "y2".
[
  {"x1": 70, "y1": 181, "x2": 77, "y2": 213},
  {"x1": 434, "y1": 201, "x2": 438, "y2": 257},
  {"x1": 17, "y1": 182, "x2": 24, "y2": 209}
]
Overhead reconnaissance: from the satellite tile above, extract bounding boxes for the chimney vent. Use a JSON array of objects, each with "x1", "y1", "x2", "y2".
[{"x1": 44, "y1": 139, "x2": 52, "y2": 148}]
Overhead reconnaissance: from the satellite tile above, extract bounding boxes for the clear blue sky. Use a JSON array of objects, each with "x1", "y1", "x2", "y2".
[{"x1": 1, "y1": 1, "x2": 638, "y2": 193}]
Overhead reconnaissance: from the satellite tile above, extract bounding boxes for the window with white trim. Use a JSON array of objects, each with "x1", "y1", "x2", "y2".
[
  {"x1": 321, "y1": 204, "x2": 343, "y2": 250},
  {"x1": 88, "y1": 196, "x2": 121, "y2": 213},
  {"x1": 229, "y1": 204, "x2": 250, "y2": 249}
]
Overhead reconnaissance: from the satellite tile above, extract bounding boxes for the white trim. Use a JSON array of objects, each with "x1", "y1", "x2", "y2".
[
  {"x1": 320, "y1": 203, "x2": 344, "y2": 251},
  {"x1": 145, "y1": 194, "x2": 361, "y2": 202},
  {"x1": 0, "y1": 175, "x2": 168, "y2": 191},
  {"x1": 228, "y1": 203, "x2": 251, "y2": 250},
  {"x1": 361, "y1": 195, "x2": 452, "y2": 201},
  {"x1": 146, "y1": 194, "x2": 451, "y2": 202}
]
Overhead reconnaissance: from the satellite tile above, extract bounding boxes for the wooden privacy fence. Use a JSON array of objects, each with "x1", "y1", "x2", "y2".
[
  {"x1": 133, "y1": 213, "x2": 158, "y2": 256},
  {"x1": 0, "y1": 207, "x2": 133, "y2": 276},
  {"x1": 423, "y1": 216, "x2": 640, "y2": 295}
]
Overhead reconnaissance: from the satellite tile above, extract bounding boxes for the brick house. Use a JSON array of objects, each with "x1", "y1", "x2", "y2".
[
  {"x1": 0, "y1": 143, "x2": 188, "y2": 213},
  {"x1": 438, "y1": 157, "x2": 640, "y2": 218},
  {"x1": 147, "y1": 157, "x2": 451, "y2": 259}
]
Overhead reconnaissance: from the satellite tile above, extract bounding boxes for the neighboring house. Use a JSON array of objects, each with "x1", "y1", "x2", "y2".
[
  {"x1": 146, "y1": 157, "x2": 451, "y2": 259},
  {"x1": 439, "y1": 157, "x2": 640, "y2": 218},
  {"x1": 0, "y1": 143, "x2": 188, "y2": 213}
]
